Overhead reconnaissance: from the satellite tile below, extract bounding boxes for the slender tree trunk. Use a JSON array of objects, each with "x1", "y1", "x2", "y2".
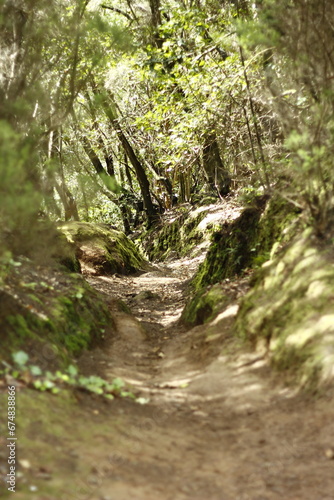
[
  {"x1": 55, "y1": 181, "x2": 79, "y2": 221},
  {"x1": 149, "y1": 0, "x2": 162, "y2": 47},
  {"x1": 239, "y1": 45, "x2": 270, "y2": 189},
  {"x1": 105, "y1": 154, "x2": 115, "y2": 177},
  {"x1": 58, "y1": 128, "x2": 79, "y2": 220},
  {"x1": 203, "y1": 132, "x2": 231, "y2": 197},
  {"x1": 78, "y1": 129, "x2": 133, "y2": 232},
  {"x1": 179, "y1": 172, "x2": 191, "y2": 203},
  {"x1": 81, "y1": 135, "x2": 105, "y2": 175},
  {"x1": 124, "y1": 154, "x2": 134, "y2": 190},
  {"x1": 99, "y1": 93, "x2": 157, "y2": 226},
  {"x1": 85, "y1": 91, "x2": 115, "y2": 176}
]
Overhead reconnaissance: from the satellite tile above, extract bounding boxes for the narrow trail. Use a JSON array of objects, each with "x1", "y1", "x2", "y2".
[
  {"x1": 74, "y1": 256, "x2": 334, "y2": 500},
  {"x1": 7, "y1": 251, "x2": 334, "y2": 500}
]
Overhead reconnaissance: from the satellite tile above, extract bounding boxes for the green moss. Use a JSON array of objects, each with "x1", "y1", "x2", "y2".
[
  {"x1": 192, "y1": 207, "x2": 262, "y2": 290},
  {"x1": 181, "y1": 284, "x2": 231, "y2": 326},
  {"x1": 52, "y1": 285, "x2": 111, "y2": 355},
  {"x1": 0, "y1": 388, "x2": 124, "y2": 498},
  {"x1": 50, "y1": 230, "x2": 81, "y2": 273},
  {"x1": 59, "y1": 222, "x2": 145, "y2": 275},
  {"x1": 139, "y1": 208, "x2": 211, "y2": 261},
  {"x1": 234, "y1": 229, "x2": 334, "y2": 388},
  {"x1": 271, "y1": 342, "x2": 322, "y2": 391},
  {"x1": 191, "y1": 195, "x2": 300, "y2": 292},
  {"x1": 0, "y1": 261, "x2": 113, "y2": 366}
]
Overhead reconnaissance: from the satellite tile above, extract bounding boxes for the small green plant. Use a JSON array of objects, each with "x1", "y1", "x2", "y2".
[
  {"x1": 0, "y1": 351, "x2": 143, "y2": 402},
  {"x1": 22, "y1": 282, "x2": 38, "y2": 290},
  {"x1": 12, "y1": 350, "x2": 29, "y2": 367}
]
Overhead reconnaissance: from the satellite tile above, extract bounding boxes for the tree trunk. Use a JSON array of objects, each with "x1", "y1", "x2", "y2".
[
  {"x1": 203, "y1": 132, "x2": 231, "y2": 197},
  {"x1": 55, "y1": 181, "x2": 79, "y2": 221},
  {"x1": 149, "y1": 0, "x2": 162, "y2": 47},
  {"x1": 99, "y1": 94, "x2": 157, "y2": 226},
  {"x1": 124, "y1": 154, "x2": 133, "y2": 190},
  {"x1": 85, "y1": 90, "x2": 115, "y2": 176},
  {"x1": 179, "y1": 172, "x2": 191, "y2": 203},
  {"x1": 79, "y1": 131, "x2": 133, "y2": 233},
  {"x1": 81, "y1": 135, "x2": 105, "y2": 175}
]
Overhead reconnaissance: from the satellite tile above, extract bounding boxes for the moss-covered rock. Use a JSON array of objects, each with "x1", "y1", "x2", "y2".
[
  {"x1": 180, "y1": 284, "x2": 232, "y2": 326},
  {"x1": 51, "y1": 230, "x2": 81, "y2": 273},
  {"x1": 59, "y1": 222, "x2": 146, "y2": 275},
  {"x1": 191, "y1": 195, "x2": 300, "y2": 291},
  {"x1": 0, "y1": 258, "x2": 113, "y2": 367},
  {"x1": 235, "y1": 228, "x2": 334, "y2": 389}
]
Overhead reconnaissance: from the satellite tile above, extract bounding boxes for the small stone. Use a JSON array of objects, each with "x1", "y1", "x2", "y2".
[
  {"x1": 133, "y1": 290, "x2": 160, "y2": 302},
  {"x1": 193, "y1": 410, "x2": 208, "y2": 418},
  {"x1": 68, "y1": 450, "x2": 79, "y2": 457},
  {"x1": 325, "y1": 448, "x2": 334, "y2": 460},
  {"x1": 87, "y1": 476, "x2": 99, "y2": 485},
  {"x1": 19, "y1": 459, "x2": 31, "y2": 469}
]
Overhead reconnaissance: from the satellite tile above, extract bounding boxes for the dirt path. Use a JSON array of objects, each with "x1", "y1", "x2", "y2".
[
  {"x1": 3, "y1": 255, "x2": 334, "y2": 500},
  {"x1": 79, "y1": 258, "x2": 334, "y2": 500}
]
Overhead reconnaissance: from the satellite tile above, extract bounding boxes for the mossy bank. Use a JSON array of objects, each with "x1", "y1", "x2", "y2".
[
  {"x1": 235, "y1": 228, "x2": 334, "y2": 389},
  {"x1": 191, "y1": 195, "x2": 300, "y2": 291},
  {"x1": 180, "y1": 284, "x2": 233, "y2": 326},
  {"x1": 0, "y1": 257, "x2": 113, "y2": 367},
  {"x1": 180, "y1": 195, "x2": 334, "y2": 388},
  {"x1": 139, "y1": 201, "x2": 242, "y2": 262}
]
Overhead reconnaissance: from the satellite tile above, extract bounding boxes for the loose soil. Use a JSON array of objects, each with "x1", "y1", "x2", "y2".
[{"x1": 1, "y1": 244, "x2": 334, "y2": 499}]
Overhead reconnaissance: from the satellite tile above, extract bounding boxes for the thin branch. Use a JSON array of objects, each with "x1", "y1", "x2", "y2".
[
  {"x1": 101, "y1": 4, "x2": 132, "y2": 21},
  {"x1": 125, "y1": 0, "x2": 139, "y2": 24},
  {"x1": 239, "y1": 45, "x2": 270, "y2": 188}
]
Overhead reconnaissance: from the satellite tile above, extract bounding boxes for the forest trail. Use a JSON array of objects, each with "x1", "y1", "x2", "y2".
[
  {"x1": 75, "y1": 255, "x2": 334, "y2": 500},
  {"x1": 9, "y1": 253, "x2": 334, "y2": 500}
]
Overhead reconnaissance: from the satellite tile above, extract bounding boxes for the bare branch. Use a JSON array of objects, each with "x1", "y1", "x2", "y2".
[{"x1": 101, "y1": 4, "x2": 132, "y2": 21}]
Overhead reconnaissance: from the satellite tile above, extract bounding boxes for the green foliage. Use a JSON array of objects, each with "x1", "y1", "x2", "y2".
[
  {"x1": 2, "y1": 0, "x2": 334, "y2": 259},
  {"x1": 0, "y1": 4, "x2": 327, "y2": 213},
  {"x1": 0, "y1": 122, "x2": 42, "y2": 256},
  {"x1": 12, "y1": 351, "x2": 29, "y2": 368},
  {"x1": 181, "y1": 284, "x2": 231, "y2": 326},
  {"x1": 0, "y1": 258, "x2": 113, "y2": 364},
  {"x1": 239, "y1": 0, "x2": 334, "y2": 220},
  {"x1": 2, "y1": 351, "x2": 139, "y2": 400}
]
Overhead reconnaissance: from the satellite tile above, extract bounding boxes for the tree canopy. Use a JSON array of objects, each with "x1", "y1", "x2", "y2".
[{"x1": 1, "y1": 0, "x2": 334, "y2": 253}]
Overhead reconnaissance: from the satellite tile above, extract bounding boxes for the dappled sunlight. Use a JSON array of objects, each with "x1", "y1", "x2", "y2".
[
  {"x1": 164, "y1": 254, "x2": 206, "y2": 275},
  {"x1": 86, "y1": 251, "x2": 286, "y2": 416}
]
